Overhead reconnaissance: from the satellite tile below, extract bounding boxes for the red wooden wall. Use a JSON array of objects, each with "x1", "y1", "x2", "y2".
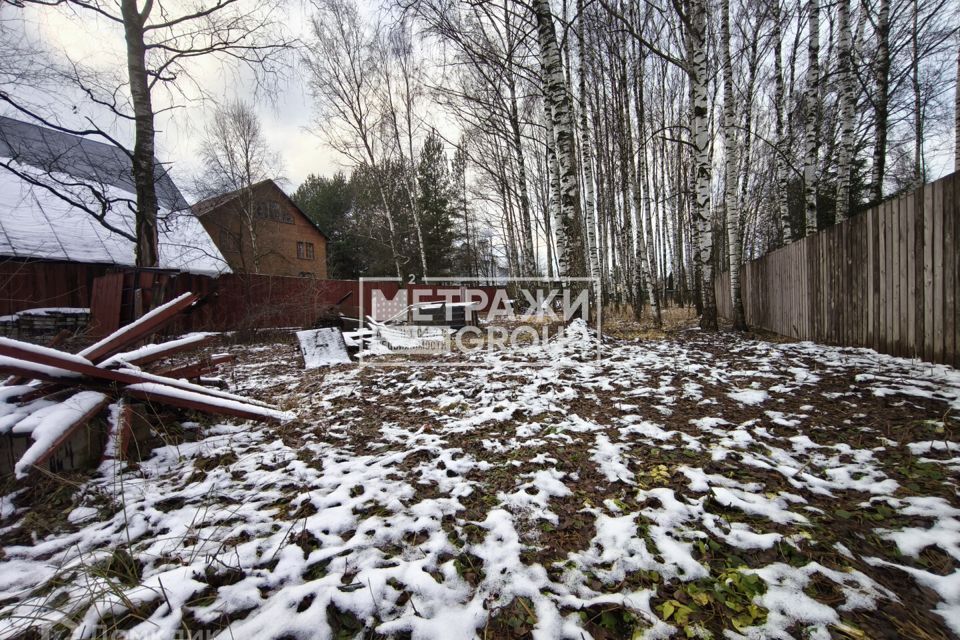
[
  {"x1": 1, "y1": 259, "x2": 508, "y2": 334},
  {"x1": 0, "y1": 260, "x2": 112, "y2": 316}
]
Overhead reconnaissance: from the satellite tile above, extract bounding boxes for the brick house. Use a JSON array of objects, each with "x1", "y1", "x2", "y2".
[{"x1": 194, "y1": 179, "x2": 328, "y2": 278}]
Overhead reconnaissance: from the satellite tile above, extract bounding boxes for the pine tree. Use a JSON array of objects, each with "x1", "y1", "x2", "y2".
[
  {"x1": 293, "y1": 172, "x2": 359, "y2": 279},
  {"x1": 417, "y1": 130, "x2": 457, "y2": 277}
]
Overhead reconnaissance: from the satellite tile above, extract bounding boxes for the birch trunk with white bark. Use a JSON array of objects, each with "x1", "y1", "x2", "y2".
[
  {"x1": 722, "y1": 0, "x2": 746, "y2": 330},
  {"x1": 835, "y1": 0, "x2": 855, "y2": 222},
  {"x1": 871, "y1": 0, "x2": 890, "y2": 203},
  {"x1": 534, "y1": 0, "x2": 587, "y2": 279},
  {"x1": 803, "y1": 0, "x2": 820, "y2": 235},
  {"x1": 633, "y1": 47, "x2": 662, "y2": 327},
  {"x1": 772, "y1": 0, "x2": 793, "y2": 244},
  {"x1": 577, "y1": 0, "x2": 600, "y2": 281},
  {"x1": 688, "y1": 0, "x2": 717, "y2": 329}
]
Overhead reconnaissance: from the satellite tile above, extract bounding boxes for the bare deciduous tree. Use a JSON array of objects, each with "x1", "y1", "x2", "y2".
[
  {"x1": 0, "y1": 0, "x2": 293, "y2": 267},
  {"x1": 196, "y1": 100, "x2": 282, "y2": 274}
]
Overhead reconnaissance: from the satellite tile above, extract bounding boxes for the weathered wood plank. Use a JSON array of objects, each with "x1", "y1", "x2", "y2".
[
  {"x1": 943, "y1": 173, "x2": 956, "y2": 365},
  {"x1": 924, "y1": 182, "x2": 935, "y2": 361},
  {"x1": 914, "y1": 186, "x2": 925, "y2": 358},
  {"x1": 80, "y1": 293, "x2": 199, "y2": 364},
  {"x1": 711, "y1": 173, "x2": 954, "y2": 366},
  {"x1": 906, "y1": 192, "x2": 916, "y2": 356},
  {"x1": 954, "y1": 174, "x2": 960, "y2": 368},
  {"x1": 879, "y1": 203, "x2": 888, "y2": 353},
  {"x1": 893, "y1": 198, "x2": 908, "y2": 356},
  {"x1": 860, "y1": 206, "x2": 876, "y2": 347},
  {"x1": 933, "y1": 180, "x2": 945, "y2": 363},
  {"x1": 87, "y1": 273, "x2": 124, "y2": 338}
]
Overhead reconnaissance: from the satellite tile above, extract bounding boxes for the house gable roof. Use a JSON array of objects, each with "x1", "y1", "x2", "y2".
[{"x1": 192, "y1": 179, "x2": 329, "y2": 240}]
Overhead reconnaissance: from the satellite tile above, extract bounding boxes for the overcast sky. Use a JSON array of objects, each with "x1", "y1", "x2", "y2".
[
  {"x1": 2, "y1": 0, "x2": 956, "y2": 203},
  {"x1": 3, "y1": 1, "x2": 347, "y2": 200}
]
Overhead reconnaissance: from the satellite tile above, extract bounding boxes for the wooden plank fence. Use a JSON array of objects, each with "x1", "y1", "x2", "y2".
[
  {"x1": 716, "y1": 171, "x2": 959, "y2": 366},
  {"x1": 0, "y1": 258, "x2": 510, "y2": 336},
  {"x1": 0, "y1": 259, "x2": 112, "y2": 316}
]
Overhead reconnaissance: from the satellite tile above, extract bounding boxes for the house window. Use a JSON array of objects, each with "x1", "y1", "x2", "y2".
[
  {"x1": 254, "y1": 199, "x2": 294, "y2": 224},
  {"x1": 297, "y1": 241, "x2": 315, "y2": 260}
]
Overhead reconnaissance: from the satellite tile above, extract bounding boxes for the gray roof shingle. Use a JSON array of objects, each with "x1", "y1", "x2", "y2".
[{"x1": 0, "y1": 115, "x2": 187, "y2": 211}]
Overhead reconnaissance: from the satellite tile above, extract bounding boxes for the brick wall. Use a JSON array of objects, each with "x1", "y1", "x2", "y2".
[{"x1": 197, "y1": 181, "x2": 328, "y2": 278}]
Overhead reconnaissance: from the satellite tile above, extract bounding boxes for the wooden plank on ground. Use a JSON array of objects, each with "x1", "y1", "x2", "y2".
[
  {"x1": 0, "y1": 337, "x2": 275, "y2": 411},
  {"x1": 100, "y1": 333, "x2": 215, "y2": 368},
  {"x1": 29, "y1": 393, "x2": 112, "y2": 471},
  {"x1": 125, "y1": 383, "x2": 288, "y2": 423},
  {"x1": 154, "y1": 354, "x2": 235, "y2": 380}
]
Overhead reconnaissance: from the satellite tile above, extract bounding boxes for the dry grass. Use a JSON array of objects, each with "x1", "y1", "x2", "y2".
[{"x1": 601, "y1": 305, "x2": 699, "y2": 340}]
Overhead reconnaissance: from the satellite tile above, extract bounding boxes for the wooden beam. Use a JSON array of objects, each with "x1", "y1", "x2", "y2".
[
  {"x1": 3, "y1": 330, "x2": 75, "y2": 387},
  {"x1": 100, "y1": 333, "x2": 215, "y2": 368},
  {"x1": 155, "y1": 354, "x2": 235, "y2": 380},
  {"x1": 124, "y1": 383, "x2": 289, "y2": 423},
  {"x1": 79, "y1": 292, "x2": 199, "y2": 364},
  {"x1": 0, "y1": 338, "x2": 274, "y2": 410},
  {"x1": 11, "y1": 383, "x2": 70, "y2": 404},
  {"x1": 29, "y1": 394, "x2": 112, "y2": 470}
]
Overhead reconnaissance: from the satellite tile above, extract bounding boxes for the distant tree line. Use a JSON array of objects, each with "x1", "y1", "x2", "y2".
[{"x1": 292, "y1": 129, "x2": 495, "y2": 280}]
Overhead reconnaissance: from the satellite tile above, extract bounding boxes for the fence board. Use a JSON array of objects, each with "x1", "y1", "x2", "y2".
[
  {"x1": 906, "y1": 193, "x2": 916, "y2": 355},
  {"x1": 924, "y1": 182, "x2": 935, "y2": 361},
  {"x1": 867, "y1": 210, "x2": 875, "y2": 349},
  {"x1": 933, "y1": 181, "x2": 945, "y2": 363},
  {"x1": 914, "y1": 187, "x2": 925, "y2": 358},
  {"x1": 954, "y1": 176, "x2": 960, "y2": 368},
  {"x1": 943, "y1": 177, "x2": 956, "y2": 366},
  {"x1": 716, "y1": 171, "x2": 959, "y2": 366},
  {"x1": 898, "y1": 196, "x2": 908, "y2": 356},
  {"x1": 879, "y1": 204, "x2": 888, "y2": 353}
]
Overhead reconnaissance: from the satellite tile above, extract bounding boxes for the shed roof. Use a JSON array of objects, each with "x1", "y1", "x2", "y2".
[
  {"x1": 0, "y1": 116, "x2": 227, "y2": 274},
  {"x1": 0, "y1": 116, "x2": 187, "y2": 211}
]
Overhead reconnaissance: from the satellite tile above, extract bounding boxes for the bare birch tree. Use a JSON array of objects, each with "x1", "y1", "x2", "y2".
[
  {"x1": 869, "y1": 0, "x2": 891, "y2": 203},
  {"x1": 533, "y1": 0, "x2": 585, "y2": 278},
  {"x1": 196, "y1": 100, "x2": 281, "y2": 274},
  {"x1": 304, "y1": 0, "x2": 403, "y2": 279},
  {"x1": 1, "y1": 0, "x2": 292, "y2": 267},
  {"x1": 835, "y1": 0, "x2": 855, "y2": 222},
  {"x1": 722, "y1": 0, "x2": 746, "y2": 330},
  {"x1": 803, "y1": 0, "x2": 820, "y2": 235}
]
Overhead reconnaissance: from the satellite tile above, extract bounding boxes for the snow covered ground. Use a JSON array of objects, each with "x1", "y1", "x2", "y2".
[{"x1": 1, "y1": 323, "x2": 959, "y2": 639}]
